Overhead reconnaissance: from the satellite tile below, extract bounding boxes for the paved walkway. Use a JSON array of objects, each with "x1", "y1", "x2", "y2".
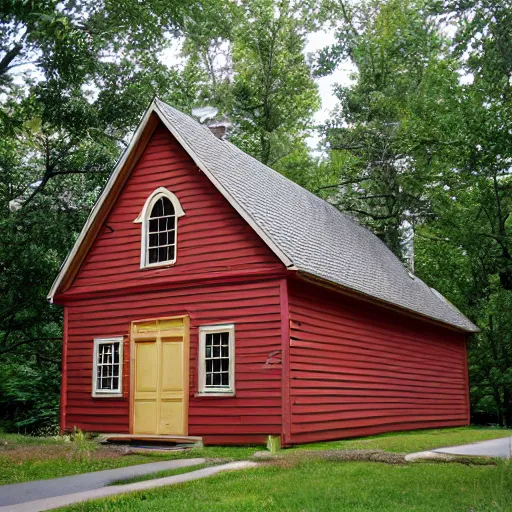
[
  {"x1": 0, "y1": 461, "x2": 257, "y2": 512},
  {"x1": 434, "y1": 436, "x2": 512, "y2": 458},
  {"x1": 406, "y1": 436, "x2": 512, "y2": 461},
  {"x1": 0, "y1": 458, "x2": 205, "y2": 507}
]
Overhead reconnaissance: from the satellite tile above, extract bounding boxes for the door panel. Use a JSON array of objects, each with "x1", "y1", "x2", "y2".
[
  {"x1": 132, "y1": 316, "x2": 189, "y2": 435},
  {"x1": 161, "y1": 342, "x2": 183, "y2": 391},
  {"x1": 160, "y1": 401, "x2": 183, "y2": 434},
  {"x1": 135, "y1": 341, "x2": 158, "y2": 392}
]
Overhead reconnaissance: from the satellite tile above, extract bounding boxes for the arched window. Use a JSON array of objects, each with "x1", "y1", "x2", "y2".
[
  {"x1": 148, "y1": 196, "x2": 175, "y2": 264},
  {"x1": 135, "y1": 187, "x2": 185, "y2": 268}
]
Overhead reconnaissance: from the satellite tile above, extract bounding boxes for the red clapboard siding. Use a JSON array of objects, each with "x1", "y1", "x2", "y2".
[
  {"x1": 69, "y1": 123, "x2": 283, "y2": 293},
  {"x1": 59, "y1": 122, "x2": 286, "y2": 444},
  {"x1": 287, "y1": 279, "x2": 469, "y2": 444},
  {"x1": 64, "y1": 279, "x2": 283, "y2": 444}
]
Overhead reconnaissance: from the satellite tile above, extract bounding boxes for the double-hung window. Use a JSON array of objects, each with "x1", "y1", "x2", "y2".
[
  {"x1": 92, "y1": 337, "x2": 123, "y2": 397},
  {"x1": 198, "y1": 324, "x2": 235, "y2": 395}
]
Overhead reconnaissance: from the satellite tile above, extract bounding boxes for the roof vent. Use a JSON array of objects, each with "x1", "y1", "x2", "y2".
[{"x1": 191, "y1": 106, "x2": 231, "y2": 140}]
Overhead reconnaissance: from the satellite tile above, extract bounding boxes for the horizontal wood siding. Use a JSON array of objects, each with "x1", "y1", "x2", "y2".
[
  {"x1": 64, "y1": 279, "x2": 282, "y2": 444},
  {"x1": 288, "y1": 279, "x2": 469, "y2": 444},
  {"x1": 60, "y1": 122, "x2": 285, "y2": 444},
  {"x1": 69, "y1": 123, "x2": 282, "y2": 293}
]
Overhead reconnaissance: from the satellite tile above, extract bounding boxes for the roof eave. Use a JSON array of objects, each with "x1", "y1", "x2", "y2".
[{"x1": 294, "y1": 271, "x2": 479, "y2": 334}]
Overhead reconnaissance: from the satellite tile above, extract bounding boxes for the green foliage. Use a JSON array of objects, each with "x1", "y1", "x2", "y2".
[
  {"x1": 317, "y1": 0, "x2": 460, "y2": 261},
  {"x1": 184, "y1": 0, "x2": 320, "y2": 171},
  {"x1": 60, "y1": 458, "x2": 512, "y2": 511},
  {"x1": 0, "y1": 1, "x2": 230, "y2": 433}
]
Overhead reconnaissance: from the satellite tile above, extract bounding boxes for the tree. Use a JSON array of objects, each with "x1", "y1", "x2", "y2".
[
  {"x1": 184, "y1": 0, "x2": 321, "y2": 173},
  {"x1": 316, "y1": 0, "x2": 460, "y2": 261},
  {"x1": 0, "y1": 0, "x2": 228, "y2": 432}
]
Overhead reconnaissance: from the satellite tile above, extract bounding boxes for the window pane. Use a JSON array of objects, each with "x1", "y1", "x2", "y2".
[
  {"x1": 203, "y1": 330, "x2": 232, "y2": 390},
  {"x1": 153, "y1": 198, "x2": 162, "y2": 217},
  {"x1": 149, "y1": 248, "x2": 159, "y2": 264},
  {"x1": 162, "y1": 197, "x2": 174, "y2": 216},
  {"x1": 149, "y1": 219, "x2": 158, "y2": 232},
  {"x1": 96, "y1": 342, "x2": 121, "y2": 392},
  {"x1": 149, "y1": 233, "x2": 158, "y2": 247},
  {"x1": 158, "y1": 232, "x2": 167, "y2": 246},
  {"x1": 158, "y1": 246, "x2": 167, "y2": 262},
  {"x1": 146, "y1": 197, "x2": 177, "y2": 265},
  {"x1": 158, "y1": 217, "x2": 168, "y2": 231}
]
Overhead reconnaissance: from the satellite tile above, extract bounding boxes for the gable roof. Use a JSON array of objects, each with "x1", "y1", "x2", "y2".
[{"x1": 49, "y1": 98, "x2": 478, "y2": 333}]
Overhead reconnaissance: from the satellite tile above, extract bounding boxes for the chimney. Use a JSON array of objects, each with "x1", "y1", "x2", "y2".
[{"x1": 207, "y1": 120, "x2": 232, "y2": 140}]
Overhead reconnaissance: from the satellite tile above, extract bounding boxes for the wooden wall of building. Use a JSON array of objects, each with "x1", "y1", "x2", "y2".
[
  {"x1": 287, "y1": 279, "x2": 469, "y2": 444},
  {"x1": 59, "y1": 123, "x2": 285, "y2": 444},
  {"x1": 63, "y1": 279, "x2": 283, "y2": 445}
]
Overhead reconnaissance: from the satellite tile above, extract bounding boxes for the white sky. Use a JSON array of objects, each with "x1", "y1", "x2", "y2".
[
  {"x1": 162, "y1": 28, "x2": 355, "y2": 128},
  {"x1": 304, "y1": 29, "x2": 355, "y2": 125}
]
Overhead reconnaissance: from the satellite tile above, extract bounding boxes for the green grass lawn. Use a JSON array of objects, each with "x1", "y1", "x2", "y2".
[
  {"x1": 0, "y1": 432, "x2": 257, "y2": 485},
  {"x1": 292, "y1": 426, "x2": 512, "y2": 454},
  {"x1": 59, "y1": 459, "x2": 512, "y2": 512},
  {"x1": 2, "y1": 426, "x2": 511, "y2": 491}
]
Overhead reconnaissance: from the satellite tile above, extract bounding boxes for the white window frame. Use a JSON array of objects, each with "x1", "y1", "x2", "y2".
[
  {"x1": 134, "y1": 187, "x2": 185, "y2": 269},
  {"x1": 197, "y1": 324, "x2": 235, "y2": 396},
  {"x1": 92, "y1": 337, "x2": 124, "y2": 398}
]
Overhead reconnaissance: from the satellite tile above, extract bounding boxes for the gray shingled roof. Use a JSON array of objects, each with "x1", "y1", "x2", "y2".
[{"x1": 156, "y1": 99, "x2": 477, "y2": 332}]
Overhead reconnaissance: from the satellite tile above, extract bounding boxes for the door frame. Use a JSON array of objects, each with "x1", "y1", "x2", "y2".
[{"x1": 129, "y1": 314, "x2": 190, "y2": 435}]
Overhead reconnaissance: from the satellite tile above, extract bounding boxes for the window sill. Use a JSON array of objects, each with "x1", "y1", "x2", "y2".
[
  {"x1": 195, "y1": 391, "x2": 235, "y2": 398},
  {"x1": 140, "y1": 261, "x2": 176, "y2": 271},
  {"x1": 92, "y1": 393, "x2": 123, "y2": 398}
]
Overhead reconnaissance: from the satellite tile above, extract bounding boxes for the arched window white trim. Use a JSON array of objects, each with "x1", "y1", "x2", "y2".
[{"x1": 134, "y1": 187, "x2": 185, "y2": 268}]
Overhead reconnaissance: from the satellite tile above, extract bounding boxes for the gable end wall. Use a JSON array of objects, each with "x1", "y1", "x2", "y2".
[{"x1": 60, "y1": 122, "x2": 286, "y2": 444}]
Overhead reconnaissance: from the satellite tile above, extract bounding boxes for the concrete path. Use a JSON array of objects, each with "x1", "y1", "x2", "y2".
[
  {"x1": 0, "y1": 458, "x2": 205, "y2": 508},
  {"x1": 434, "y1": 436, "x2": 512, "y2": 458},
  {"x1": 406, "y1": 436, "x2": 512, "y2": 461},
  {"x1": 0, "y1": 461, "x2": 258, "y2": 512}
]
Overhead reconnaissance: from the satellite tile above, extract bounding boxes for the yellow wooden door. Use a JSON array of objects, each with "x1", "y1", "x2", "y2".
[{"x1": 131, "y1": 316, "x2": 189, "y2": 435}]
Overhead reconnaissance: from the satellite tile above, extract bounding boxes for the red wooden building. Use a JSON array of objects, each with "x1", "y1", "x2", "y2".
[{"x1": 49, "y1": 99, "x2": 478, "y2": 446}]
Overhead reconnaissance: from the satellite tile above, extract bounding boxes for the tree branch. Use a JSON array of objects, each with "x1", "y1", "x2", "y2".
[{"x1": 0, "y1": 337, "x2": 62, "y2": 356}]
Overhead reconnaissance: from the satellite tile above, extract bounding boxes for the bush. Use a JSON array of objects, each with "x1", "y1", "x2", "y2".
[{"x1": 0, "y1": 358, "x2": 60, "y2": 433}]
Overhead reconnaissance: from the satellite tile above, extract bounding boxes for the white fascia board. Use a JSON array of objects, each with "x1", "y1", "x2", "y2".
[
  {"x1": 48, "y1": 100, "x2": 295, "y2": 302},
  {"x1": 153, "y1": 102, "x2": 295, "y2": 270},
  {"x1": 47, "y1": 101, "x2": 160, "y2": 302}
]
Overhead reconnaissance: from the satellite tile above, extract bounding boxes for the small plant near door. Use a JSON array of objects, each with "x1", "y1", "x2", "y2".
[
  {"x1": 267, "y1": 435, "x2": 281, "y2": 454},
  {"x1": 69, "y1": 427, "x2": 92, "y2": 462}
]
